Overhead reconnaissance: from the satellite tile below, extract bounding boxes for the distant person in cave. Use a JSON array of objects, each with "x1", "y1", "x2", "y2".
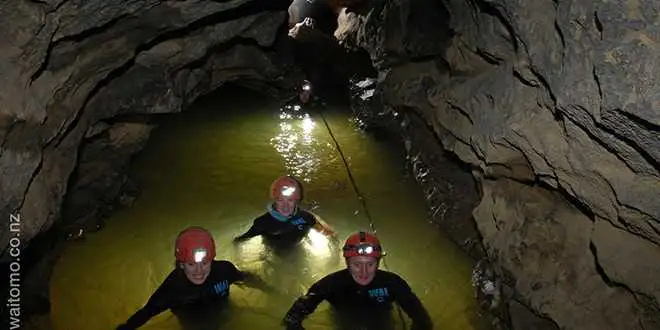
[
  {"x1": 233, "y1": 175, "x2": 337, "y2": 250},
  {"x1": 282, "y1": 79, "x2": 324, "y2": 110},
  {"x1": 287, "y1": 0, "x2": 351, "y2": 104},
  {"x1": 282, "y1": 231, "x2": 433, "y2": 330},
  {"x1": 116, "y1": 226, "x2": 272, "y2": 330}
]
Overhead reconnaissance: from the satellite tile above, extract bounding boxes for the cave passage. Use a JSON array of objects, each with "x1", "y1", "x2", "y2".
[{"x1": 44, "y1": 86, "x2": 489, "y2": 330}]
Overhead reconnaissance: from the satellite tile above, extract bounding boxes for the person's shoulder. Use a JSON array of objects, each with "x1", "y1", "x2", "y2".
[
  {"x1": 321, "y1": 268, "x2": 350, "y2": 282},
  {"x1": 311, "y1": 269, "x2": 349, "y2": 288},
  {"x1": 255, "y1": 212, "x2": 273, "y2": 222},
  {"x1": 298, "y1": 209, "x2": 315, "y2": 217},
  {"x1": 213, "y1": 260, "x2": 238, "y2": 271},
  {"x1": 378, "y1": 269, "x2": 408, "y2": 284}
]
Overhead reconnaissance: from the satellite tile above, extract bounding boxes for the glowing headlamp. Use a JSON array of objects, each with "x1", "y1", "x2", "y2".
[
  {"x1": 281, "y1": 185, "x2": 297, "y2": 197},
  {"x1": 302, "y1": 83, "x2": 311, "y2": 91},
  {"x1": 193, "y1": 248, "x2": 208, "y2": 263},
  {"x1": 344, "y1": 243, "x2": 381, "y2": 255}
]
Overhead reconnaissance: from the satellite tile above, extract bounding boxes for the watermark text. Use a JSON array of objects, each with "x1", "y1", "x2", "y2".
[{"x1": 7, "y1": 213, "x2": 21, "y2": 329}]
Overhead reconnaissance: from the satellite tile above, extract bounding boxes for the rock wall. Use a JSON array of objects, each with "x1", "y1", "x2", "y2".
[
  {"x1": 0, "y1": 0, "x2": 301, "y2": 316},
  {"x1": 338, "y1": 0, "x2": 660, "y2": 329}
]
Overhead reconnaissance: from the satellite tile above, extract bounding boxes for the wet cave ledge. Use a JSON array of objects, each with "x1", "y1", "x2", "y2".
[{"x1": 1, "y1": 0, "x2": 659, "y2": 330}]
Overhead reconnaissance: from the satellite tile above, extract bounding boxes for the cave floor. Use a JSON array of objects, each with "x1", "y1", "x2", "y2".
[{"x1": 43, "y1": 87, "x2": 490, "y2": 330}]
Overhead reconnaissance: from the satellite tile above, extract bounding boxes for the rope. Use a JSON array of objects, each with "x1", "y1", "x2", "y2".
[{"x1": 315, "y1": 106, "x2": 408, "y2": 329}]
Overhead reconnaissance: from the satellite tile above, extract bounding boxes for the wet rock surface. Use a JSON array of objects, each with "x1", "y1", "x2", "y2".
[{"x1": 340, "y1": 0, "x2": 660, "y2": 329}]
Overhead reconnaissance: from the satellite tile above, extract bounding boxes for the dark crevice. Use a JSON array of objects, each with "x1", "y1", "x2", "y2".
[
  {"x1": 474, "y1": 0, "x2": 519, "y2": 52},
  {"x1": 550, "y1": 183, "x2": 596, "y2": 220},
  {"x1": 599, "y1": 110, "x2": 660, "y2": 171},
  {"x1": 594, "y1": 11, "x2": 603, "y2": 40},
  {"x1": 533, "y1": 170, "x2": 597, "y2": 221},
  {"x1": 31, "y1": 14, "x2": 132, "y2": 82},
  {"x1": 30, "y1": 29, "x2": 59, "y2": 83},
  {"x1": 554, "y1": 22, "x2": 565, "y2": 48},
  {"x1": 20, "y1": 155, "x2": 44, "y2": 217},
  {"x1": 447, "y1": 102, "x2": 474, "y2": 125},
  {"x1": 475, "y1": 48, "x2": 503, "y2": 65},
  {"x1": 614, "y1": 108, "x2": 660, "y2": 134},
  {"x1": 589, "y1": 241, "x2": 637, "y2": 293},
  {"x1": 48, "y1": 59, "x2": 136, "y2": 149},
  {"x1": 528, "y1": 66, "x2": 557, "y2": 104},
  {"x1": 513, "y1": 69, "x2": 539, "y2": 87},
  {"x1": 53, "y1": 13, "x2": 132, "y2": 45},
  {"x1": 592, "y1": 66, "x2": 603, "y2": 101},
  {"x1": 172, "y1": 37, "x2": 263, "y2": 74},
  {"x1": 557, "y1": 105, "x2": 652, "y2": 176},
  {"x1": 134, "y1": 0, "x2": 291, "y2": 55}
]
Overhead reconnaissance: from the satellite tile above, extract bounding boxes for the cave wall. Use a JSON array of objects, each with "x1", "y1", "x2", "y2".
[
  {"x1": 338, "y1": 0, "x2": 660, "y2": 329},
  {"x1": 0, "y1": 0, "x2": 303, "y2": 315},
  {"x1": 0, "y1": 0, "x2": 297, "y2": 256}
]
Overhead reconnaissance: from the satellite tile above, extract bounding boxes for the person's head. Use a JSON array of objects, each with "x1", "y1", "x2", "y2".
[
  {"x1": 270, "y1": 176, "x2": 302, "y2": 217},
  {"x1": 299, "y1": 80, "x2": 313, "y2": 104},
  {"x1": 175, "y1": 226, "x2": 216, "y2": 285},
  {"x1": 342, "y1": 231, "x2": 382, "y2": 286}
]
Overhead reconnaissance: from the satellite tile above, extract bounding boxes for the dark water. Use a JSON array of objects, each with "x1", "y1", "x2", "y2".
[{"x1": 44, "y1": 86, "x2": 489, "y2": 329}]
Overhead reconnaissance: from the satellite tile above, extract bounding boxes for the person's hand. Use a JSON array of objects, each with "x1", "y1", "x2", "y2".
[
  {"x1": 288, "y1": 22, "x2": 322, "y2": 42},
  {"x1": 320, "y1": 227, "x2": 338, "y2": 239},
  {"x1": 282, "y1": 317, "x2": 305, "y2": 330}
]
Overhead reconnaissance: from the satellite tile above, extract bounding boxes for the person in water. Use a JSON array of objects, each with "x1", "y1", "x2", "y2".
[
  {"x1": 117, "y1": 226, "x2": 270, "y2": 330},
  {"x1": 282, "y1": 80, "x2": 324, "y2": 111},
  {"x1": 233, "y1": 175, "x2": 337, "y2": 249},
  {"x1": 282, "y1": 231, "x2": 433, "y2": 330},
  {"x1": 287, "y1": 0, "x2": 350, "y2": 104}
]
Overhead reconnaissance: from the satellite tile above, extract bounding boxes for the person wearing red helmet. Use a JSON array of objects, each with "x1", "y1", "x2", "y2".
[
  {"x1": 282, "y1": 231, "x2": 433, "y2": 330},
  {"x1": 233, "y1": 175, "x2": 336, "y2": 247},
  {"x1": 117, "y1": 226, "x2": 270, "y2": 329}
]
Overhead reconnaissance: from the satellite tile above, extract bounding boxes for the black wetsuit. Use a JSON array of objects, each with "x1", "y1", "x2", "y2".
[
  {"x1": 283, "y1": 269, "x2": 433, "y2": 330},
  {"x1": 235, "y1": 210, "x2": 319, "y2": 248},
  {"x1": 117, "y1": 260, "x2": 244, "y2": 330}
]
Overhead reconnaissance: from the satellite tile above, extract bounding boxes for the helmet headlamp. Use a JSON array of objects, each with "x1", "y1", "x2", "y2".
[
  {"x1": 281, "y1": 185, "x2": 297, "y2": 197},
  {"x1": 193, "y1": 248, "x2": 208, "y2": 263}
]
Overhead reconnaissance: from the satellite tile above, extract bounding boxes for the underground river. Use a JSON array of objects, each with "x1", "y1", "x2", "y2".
[{"x1": 45, "y1": 86, "x2": 489, "y2": 330}]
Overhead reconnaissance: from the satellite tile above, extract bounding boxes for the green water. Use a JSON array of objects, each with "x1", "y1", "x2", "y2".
[{"x1": 48, "y1": 86, "x2": 489, "y2": 330}]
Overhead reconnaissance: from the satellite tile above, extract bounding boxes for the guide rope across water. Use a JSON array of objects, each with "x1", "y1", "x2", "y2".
[{"x1": 314, "y1": 104, "x2": 409, "y2": 329}]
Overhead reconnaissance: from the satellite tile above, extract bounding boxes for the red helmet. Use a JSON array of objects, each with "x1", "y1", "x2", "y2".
[
  {"x1": 342, "y1": 231, "x2": 382, "y2": 259},
  {"x1": 174, "y1": 227, "x2": 216, "y2": 264},
  {"x1": 270, "y1": 176, "x2": 302, "y2": 200}
]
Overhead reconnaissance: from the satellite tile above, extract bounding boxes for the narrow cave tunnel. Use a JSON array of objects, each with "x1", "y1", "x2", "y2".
[{"x1": 2, "y1": 0, "x2": 660, "y2": 330}]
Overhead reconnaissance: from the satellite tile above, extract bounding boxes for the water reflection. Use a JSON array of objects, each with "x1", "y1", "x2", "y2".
[
  {"x1": 271, "y1": 104, "x2": 323, "y2": 183},
  {"x1": 302, "y1": 228, "x2": 332, "y2": 258}
]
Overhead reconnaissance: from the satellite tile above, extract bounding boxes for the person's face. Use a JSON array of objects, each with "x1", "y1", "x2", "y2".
[
  {"x1": 299, "y1": 89, "x2": 311, "y2": 104},
  {"x1": 182, "y1": 260, "x2": 212, "y2": 285},
  {"x1": 275, "y1": 196, "x2": 298, "y2": 217},
  {"x1": 347, "y1": 256, "x2": 379, "y2": 286}
]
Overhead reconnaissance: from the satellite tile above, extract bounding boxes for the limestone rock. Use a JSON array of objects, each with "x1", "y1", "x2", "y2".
[
  {"x1": 0, "y1": 0, "x2": 294, "y2": 261},
  {"x1": 343, "y1": 0, "x2": 660, "y2": 328},
  {"x1": 473, "y1": 178, "x2": 642, "y2": 330}
]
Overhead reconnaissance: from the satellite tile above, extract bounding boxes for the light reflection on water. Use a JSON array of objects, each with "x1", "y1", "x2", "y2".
[{"x1": 271, "y1": 104, "x2": 324, "y2": 184}]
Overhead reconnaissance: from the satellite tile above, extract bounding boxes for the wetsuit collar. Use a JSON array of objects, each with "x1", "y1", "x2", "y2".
[{"x1": 267, "y1": 203, "x2": 299, "y2": 222}]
